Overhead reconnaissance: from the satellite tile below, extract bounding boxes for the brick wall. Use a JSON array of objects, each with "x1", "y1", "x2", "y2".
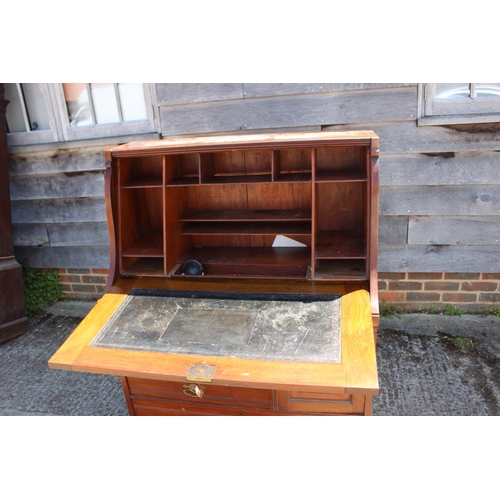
[
  {"x1": 56, "y1": 268, "x2": 500, "y2": 313},
  {"x1": 379, "y1": 272, "x2": 500, "y2": 313},
  {"x1": 58, "y1": 268, "x2": 109, "y2": 300}
]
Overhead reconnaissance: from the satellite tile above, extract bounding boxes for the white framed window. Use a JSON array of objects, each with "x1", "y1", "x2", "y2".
[
  {"x1": 4, "y1": 83, "x2": 60, "y2": 146},
  {"x1": 54, "y1": 83, "x2": 158, "y2": 141},
  {"x1": 5, "y1": 83, "x2": 158, "y2": 147},
  {"x1": 418, "y1": 83, "x2": 500, "y2": 125}
]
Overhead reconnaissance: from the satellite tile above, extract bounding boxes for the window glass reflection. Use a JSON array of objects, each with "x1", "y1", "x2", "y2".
[
  {"x1": 63, "y1": 83, "x2": 147, "y2": 127},
  {"x1": 64, "y1": 83, "x2": 91, "y2": 127},
  {"x1": 22, "y1": 84, "x2": 50, "y2": 130},
  {"x1": 4, "y1": 83, "x2": 49, "y2": 132},
  {"x1": 4, "y1": 83, "x2": 27, "y2": 132},
  {"x1": 91, "y1": 83, "x2": 120, "y2": 124},
  {"x1": 436, "y1": 83, "x2": 469, "y2": 99},
  {"x1": 476, "y1": 83, "x2": 500, "y2": 98},
  {"x1": 118, "y1": 84, "x2": 147, "y2": 121}
]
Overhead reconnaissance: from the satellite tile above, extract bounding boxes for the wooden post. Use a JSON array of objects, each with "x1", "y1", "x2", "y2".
[{"x1": 0, "y1": 84, "x2": 28, "y2": 341}]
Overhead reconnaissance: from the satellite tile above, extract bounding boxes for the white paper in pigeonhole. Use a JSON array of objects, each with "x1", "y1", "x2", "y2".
[{"x1": 272, "y1": 235, "x2": 307, "y2": 247}]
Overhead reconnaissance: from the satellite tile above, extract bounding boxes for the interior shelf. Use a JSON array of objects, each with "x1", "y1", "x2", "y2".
[
  {"x1": 166, "y1": 176, "x2": 200, "y2": 186},
  {"x1": 179, "y1": 221, "x2": 311, "y2": 236},
  {"x1": 122, "y1": 231, "x2": 163, "y2": 257},
  {"x1": 121, "y1": 177, "x2": 163, "y2": 188},
  {"x1": 179, "y1": 209, "x2": 312, "y2": 222},
  {"x1": 170, "y1": 246, "x2": 311, "y2": 279},
  {"x1": 312, "y1": 260, "x2": 366, "y2": 280},
  {"x1": 179, "y1": 209, "x2": 312, "y2": 237},
  {"x1": 122, "y1": 258, "x2": 165, "y2": 277},
  {"x1": 315, "y1": 170, "x2": 367, "y2": 183},
  {"x1": 274, "y1": 172, "x2": 312, "y2": 183},
  {"x1": 200, "y1": 174, "x2": 272, "y2": 185},
  {"x1": 314, "y1": 231, "x2": 366, "y2": 259}
]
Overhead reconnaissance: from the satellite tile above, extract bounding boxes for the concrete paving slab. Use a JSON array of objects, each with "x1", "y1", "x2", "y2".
[
  {"x1": 379, "y1": 312, "x2": 500, "y2": 339},
  {"x1": 45, "y1": 300, "x2": 97, "y2": 318},
  {"x1": 374, "y1": 313, "x2": 500, "y2": 416}
]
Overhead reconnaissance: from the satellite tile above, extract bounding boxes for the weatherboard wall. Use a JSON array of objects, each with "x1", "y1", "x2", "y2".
[{"x1": 8, "y1": 83, "x2": 500, "y2": 279}]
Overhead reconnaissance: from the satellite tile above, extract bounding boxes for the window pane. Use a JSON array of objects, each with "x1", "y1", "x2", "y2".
[
  {"x1": 22, "y1": 83, "x2": 50, "y2": 130},
  {"x1": 91, "y1": 83, "x2": 120, "y2": 124},
  {"x1": 64, "y1": 83, "x2": 92, "y2": 127},
  {"x1": 436, "y1": 83, "x2": 469, "y2": 99},
  {"x1": 118, "y1": 83, "x2": 147, "y2": 121},
  {"x1": 476, "y1": 83, "x2": 500, "y2": 98},
  {"x1": 63, "y1": 82, "x2": 149, "y2": 128},
  {"x1": 4, "y1": 83, "x2": 27, "y2": 132},
  {"x1": 4, "y1": 83, "x2": 50, "y2": 133}
]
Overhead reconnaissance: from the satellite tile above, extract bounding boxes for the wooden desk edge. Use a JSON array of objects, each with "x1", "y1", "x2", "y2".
[
  {"x1": 48, "y1": 283, "x2": 378, "y2": 395},
  {"x1": 48, "y1": 293, "x2": 128, "y2": 370}
]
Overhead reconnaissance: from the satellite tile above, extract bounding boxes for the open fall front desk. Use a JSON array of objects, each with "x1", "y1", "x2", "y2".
[{"x1": 48, "y1": 131, "x2": 380, "y2": 416}]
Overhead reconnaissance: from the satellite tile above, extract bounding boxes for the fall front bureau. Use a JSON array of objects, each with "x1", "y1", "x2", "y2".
[{"x1": 49, "y1": 131, "x2": 380, "y2": 415}]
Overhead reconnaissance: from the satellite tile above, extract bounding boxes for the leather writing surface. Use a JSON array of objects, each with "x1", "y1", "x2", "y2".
[{"x1": 91, "y1": 290, "x2": 341, "y2": 363}]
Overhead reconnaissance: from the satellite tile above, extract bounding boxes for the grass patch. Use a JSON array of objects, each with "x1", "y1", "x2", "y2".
[
  {"x1": 21, "y1": 261, "x2": 64, "y2": 316},
  {"x1": 451, "y1": 336, "x2": 474, "y2": 355},
  {"x1": 438, "y1": 332, "x2": 475, "y2": 355},
  {"x1": 444, "y1": 304, "x2": 463, "y2": 316},
  {"x1": 422, "y1": 305, "x2": 438, "y2": 314},
  {"x1": 380, "y1": 301, "x2": 400, "y2": 319},
  {"x1": 489, "y1": 306, "x2": 500, "y2": 317}
]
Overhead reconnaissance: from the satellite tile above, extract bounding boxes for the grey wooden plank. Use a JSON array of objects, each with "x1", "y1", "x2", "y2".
[
  {"x1": 12, "y1": 224, "x2": 49, "y2": 246},
  {"x1": 195, "y1": 125, "x2": 322, "y2": 137},
  {"x1": 47, "y1": 222, "x2": 109, "y2": 246},
  {"x1": 10, "y1": 172, "x2": 104, "y2": 201},
  {"x1": 324, "y1": 121, "x2": 500, "y2": 154},
  {"x1": 379, "y1": 216, "x2": 408, "y2": 245},
  {"x1": 8, "y1": 134, "x2": 158, "y2": 156},
  {"x1": 408, "y1": 216, "x2": 500, "y2": 245},
  {"x1": 11, "y1": 198, "x2": 107, "y2": 224},
  {"x1": 243, "y1": 83, "x2": 416, "y2": 98},
  {"x1": 14, "y1": 245, "x2": 110, "y2": 269},
  {"x1": 380, "y1": 151, "x2": 500, "y2": 186},
  {"x1": 157, "y1": 84, "x2": 243, "y2": 106},
  {"x1": 379, "y1": 245, "x2": 500, "y2": 273},
  {"x1": 9, "y1": 147, "x2": 106, "y2": 176},
  {"x1": 159, "y1": 87, "x2": 417, "y2": 136},
  {"x1": 380, "y1": 186, "x2": 500, "y2": 216}
]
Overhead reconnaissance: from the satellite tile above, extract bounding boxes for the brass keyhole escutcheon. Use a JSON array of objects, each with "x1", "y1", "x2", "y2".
[{"x1": 183, "y1": 383, "x2": 206, "y2": 398}]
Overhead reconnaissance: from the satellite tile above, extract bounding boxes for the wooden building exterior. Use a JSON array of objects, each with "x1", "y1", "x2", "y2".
[{"x1": 6, "y1": 83, "x2": 500, "y2": 312}]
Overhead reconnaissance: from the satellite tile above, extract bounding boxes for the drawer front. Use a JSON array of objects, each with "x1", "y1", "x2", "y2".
[
  {"x1": 130, "y1": 396, "x2": 274, "y2": 416},
  {"x1": 277, "y1": 390, "x2": 366, "y2": 415},
  {"x1": 125, "y1": 377, "x2": 274, "y2": 409}
]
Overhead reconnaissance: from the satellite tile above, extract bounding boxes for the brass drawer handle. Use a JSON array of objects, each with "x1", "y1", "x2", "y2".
[{"x1": 183, "y1": 383, "x2": 206, "y2": 398}]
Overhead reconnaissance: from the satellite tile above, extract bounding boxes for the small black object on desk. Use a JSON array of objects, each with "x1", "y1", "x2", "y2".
[{"x1": 182, "y1": 259, "x2": 204, "y2": 276}]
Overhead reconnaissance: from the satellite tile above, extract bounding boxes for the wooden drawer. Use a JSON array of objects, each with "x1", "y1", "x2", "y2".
[
  {"x1": 125, "y1": 377, "x2": 274, "y2": 409},
  {"x1": 277, "y1": 390, "x2": 366, "y2": 415},
  {"x1": 130, "y1": 396, "x2": 275, "y2": 416}
]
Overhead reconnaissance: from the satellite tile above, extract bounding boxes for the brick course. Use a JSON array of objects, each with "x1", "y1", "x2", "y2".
[
  {"x1": 58, "y1": 268, "x2": 109, "y2": 300},
  {"x1": 379, "y1": 272, "x2": 500, "y2": 313}
]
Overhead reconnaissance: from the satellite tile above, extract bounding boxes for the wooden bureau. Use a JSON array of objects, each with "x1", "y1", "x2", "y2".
[{"x1": 49, "y1": 131, "x2": 380, "y2": 416}]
